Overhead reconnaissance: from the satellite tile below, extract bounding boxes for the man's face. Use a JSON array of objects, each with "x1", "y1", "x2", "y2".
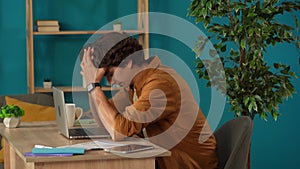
[{"x1": 105, "y1": 66, "x2": 132, "y2": 88}]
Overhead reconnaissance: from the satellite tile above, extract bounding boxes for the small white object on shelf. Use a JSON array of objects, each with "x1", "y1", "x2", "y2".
[
  {"x1": 43, "y1": 81, "x2": 52, "y2": 89},
  {"x1": 113, "y1": 22, "x2": 122, "y2": 31}
]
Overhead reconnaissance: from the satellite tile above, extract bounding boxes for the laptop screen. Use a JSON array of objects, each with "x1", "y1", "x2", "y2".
[{"x1": 53, "y1": 87, "x2": 69, "y2": 137}]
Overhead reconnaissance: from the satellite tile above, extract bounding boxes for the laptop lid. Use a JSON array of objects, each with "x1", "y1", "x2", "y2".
[{"x1": 53, "y1": 87, "x2": 70, "y2": 138}]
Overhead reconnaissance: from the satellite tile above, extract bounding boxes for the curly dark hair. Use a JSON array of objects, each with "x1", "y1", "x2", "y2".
[{"x1": 79, "y1": 32, "x2": 145, "y2": 68}]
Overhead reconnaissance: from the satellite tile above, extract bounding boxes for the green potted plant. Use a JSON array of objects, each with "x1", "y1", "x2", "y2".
[
  {"x1": 0, "y1": 105, "x2": 25, "y2": 128},
  {"x1": 188, "y1": 0, "x2": 300, "y2": 168},
  {"x1": 188, "y1": 0, "x2": 299, "y2": 120}
]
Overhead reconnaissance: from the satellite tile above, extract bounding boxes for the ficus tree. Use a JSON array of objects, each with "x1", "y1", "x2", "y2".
[{"x1": 188, "y1": 0, "x2": 300, "y2": 121}]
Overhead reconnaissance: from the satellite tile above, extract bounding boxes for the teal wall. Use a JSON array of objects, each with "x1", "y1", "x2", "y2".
[{"x1": 1, "y1": 0, "x2": 300, "y2": 169}]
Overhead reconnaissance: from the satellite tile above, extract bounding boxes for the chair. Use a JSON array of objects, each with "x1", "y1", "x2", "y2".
[{"x1": 214, "y1": 116, "x2": 253, "y2": 169}]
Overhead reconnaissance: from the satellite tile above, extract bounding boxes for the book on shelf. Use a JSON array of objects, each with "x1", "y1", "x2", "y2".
[
  {"x1": 36, "y1": 20, "x2": 59, "y2": 26},
  {"x1": 37, "y1": 26, "x2": 60, "y2": 32}
]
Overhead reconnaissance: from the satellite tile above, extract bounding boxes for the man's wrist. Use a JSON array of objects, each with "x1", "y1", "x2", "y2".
[{"x1": 87, "y1": 82, "x2": 101, "y2": 93}]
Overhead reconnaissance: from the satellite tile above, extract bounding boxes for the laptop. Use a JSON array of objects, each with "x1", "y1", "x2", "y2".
[{"x1": 53, "y1": 87, "x2": 110, "y2": 139}]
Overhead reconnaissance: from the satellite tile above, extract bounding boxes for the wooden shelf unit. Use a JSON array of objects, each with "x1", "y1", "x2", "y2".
[{"x1": 26, "y1": 0, "x2": 149, "y2": 93}]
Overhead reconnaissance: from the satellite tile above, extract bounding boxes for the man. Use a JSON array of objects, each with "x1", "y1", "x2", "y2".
[{"x1": 80, "y1": 32, "x2": 219, "y2": 169}]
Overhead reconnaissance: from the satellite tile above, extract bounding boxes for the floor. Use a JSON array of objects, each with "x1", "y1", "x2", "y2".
[{"x1": 0, "y1": 163, "x2": 3, "y2": 169}]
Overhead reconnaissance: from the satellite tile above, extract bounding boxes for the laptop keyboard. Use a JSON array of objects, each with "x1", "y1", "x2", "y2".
[{"x1": 69, "y1": 128, "x2": 109, "y2": 137}]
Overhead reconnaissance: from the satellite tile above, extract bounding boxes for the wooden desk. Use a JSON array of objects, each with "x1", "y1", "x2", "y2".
[{"x1": 0, "y1": 122, "x2": 170, "y2": 169}]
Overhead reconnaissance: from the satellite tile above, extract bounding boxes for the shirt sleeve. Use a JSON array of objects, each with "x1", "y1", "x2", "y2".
[
  {"x1": 113, "y1": 75, "x2": 180, "y2": 137},
  {"x1": 108, "y1": 87, "x2": 133, "y2": 113}
]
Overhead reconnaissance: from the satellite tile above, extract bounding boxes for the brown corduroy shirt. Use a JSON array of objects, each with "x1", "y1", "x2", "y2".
[{"x1": 110, "y1": 57, "x2": 219, "y2": 169}]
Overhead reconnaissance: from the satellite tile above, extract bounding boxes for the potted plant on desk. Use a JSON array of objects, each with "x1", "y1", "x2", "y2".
[{"x1": 0, "y1": 105, "x2": 25, "y2": 128}]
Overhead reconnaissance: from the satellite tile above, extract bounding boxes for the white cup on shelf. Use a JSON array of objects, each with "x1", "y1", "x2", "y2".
[{"x1": 65, "y1": 103, "x2": 83, "y2": 128}]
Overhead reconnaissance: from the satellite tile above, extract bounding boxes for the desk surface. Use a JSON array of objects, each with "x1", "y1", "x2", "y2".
[{"x1": 0, "y1": 121, "x2": 170, "y2": 163}]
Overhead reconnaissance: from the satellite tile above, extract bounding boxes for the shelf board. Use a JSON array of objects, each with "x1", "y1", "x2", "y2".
[
  {"x1": 33, "y1": 30, "x2": 145, "y2": 35},
  {"x1": 35, "y1": 86, "x2": 120, "y2": 93}
]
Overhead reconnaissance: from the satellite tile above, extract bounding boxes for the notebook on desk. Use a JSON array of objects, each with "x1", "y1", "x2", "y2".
[{"x1": 53, "y1": 87, "x2": 110, "y2": 139}]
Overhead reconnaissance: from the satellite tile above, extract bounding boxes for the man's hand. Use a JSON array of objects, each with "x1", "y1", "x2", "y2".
[{"x1": 80, "y1": 47, "x2": 106, "y2": 84}]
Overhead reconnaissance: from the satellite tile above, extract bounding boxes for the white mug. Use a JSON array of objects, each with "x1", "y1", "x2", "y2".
[{"x1": 65, "y1": 103, "x2": 83, "y2": 127}]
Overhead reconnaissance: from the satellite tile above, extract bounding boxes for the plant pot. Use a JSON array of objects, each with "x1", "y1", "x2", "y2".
[
  {"x1": 43, "y1": 81, "x2": 52, "y2": 89},
  {"x1": 3, "y1": 117, "x2": 20, "y2": 128},
  {"x1": 113, "y1": 23, "x2": 122, "y2": 31}
]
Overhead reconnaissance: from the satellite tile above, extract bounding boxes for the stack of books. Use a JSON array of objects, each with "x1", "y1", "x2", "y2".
[{"x1": 36, "y1": 20, "x2": 60, "y2": 32}]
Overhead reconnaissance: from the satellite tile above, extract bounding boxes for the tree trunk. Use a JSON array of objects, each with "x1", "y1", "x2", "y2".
[{"x1": 248, "y1": 145, "x2": 251, "y2": 169}]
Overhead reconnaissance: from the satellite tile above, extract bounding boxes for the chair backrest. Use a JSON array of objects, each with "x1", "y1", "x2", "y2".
[{"x1": 214, "y1": 116, "x2": 253, "y2": 169}]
